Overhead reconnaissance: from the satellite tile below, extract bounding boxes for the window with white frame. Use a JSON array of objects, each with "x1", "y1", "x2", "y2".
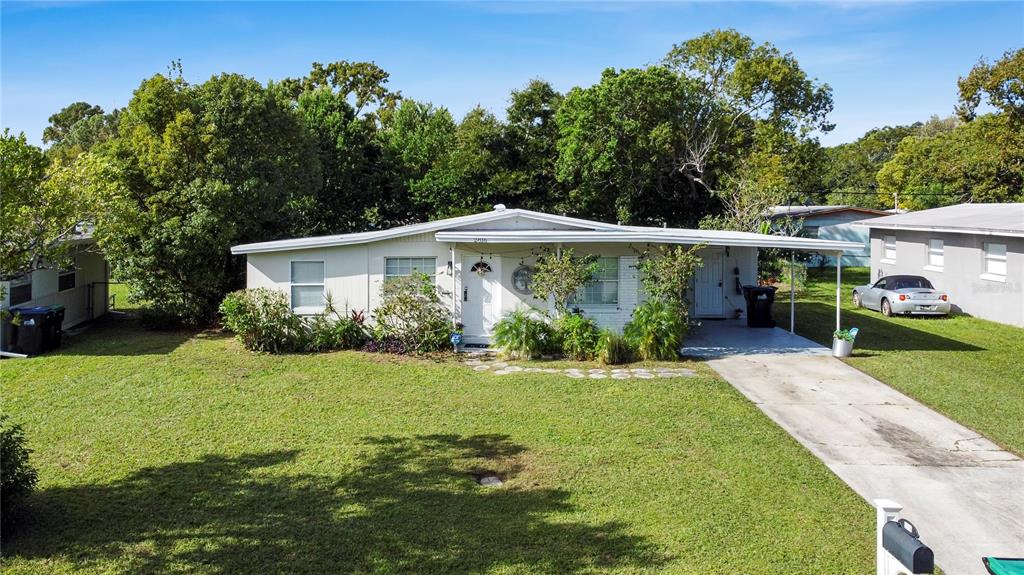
[
  {"x1": 58, "y1": 268, "x2": 77, "y2": 292},
  {"x1": 983, "y1": 243, "x2": 1007, "y2": 277},
  {"x1": 927, "y1": 239, "x2": 944, "y2": 269},
  {"x1": 573, "y1": 257, "x2": 619, "y2": 306},
  {"x1": 883, "y1": 235, "x2": 897, "y2": 262},
  {"x1": 290, "y1": 261, "x2": 325, "y2": 312},
  {"x1": 384, "y1": 257, "x2": 436, "y2": 281}
]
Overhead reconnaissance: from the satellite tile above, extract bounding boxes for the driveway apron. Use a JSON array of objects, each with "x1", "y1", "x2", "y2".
[{"x1": 687, "y1": 325, "x2": 1024, "y2": 575}]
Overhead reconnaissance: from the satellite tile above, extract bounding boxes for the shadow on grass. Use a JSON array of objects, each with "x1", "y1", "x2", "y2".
[
  {"x1": 55, "y1": 316, "x2": 216, "y2": 357},
  {"x1": 779, "y1": 301, "x2": 984, "y2": 354},
  {"x1": 7, "y1": 435, "x2": 665, "y2": 573}
]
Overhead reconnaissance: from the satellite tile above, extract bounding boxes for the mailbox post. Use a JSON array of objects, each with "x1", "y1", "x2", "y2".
[{"x1": 874, "y1": 499, "x2": 934, "y2": 575}]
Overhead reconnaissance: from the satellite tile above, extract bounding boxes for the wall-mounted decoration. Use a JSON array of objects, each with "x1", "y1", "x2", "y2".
[
  {"x1": 470, "y1": 261, "x2": 493, "y2": 277},
  {"x1": 511, "y1": 265, "x2": 535, "y2": 295}
]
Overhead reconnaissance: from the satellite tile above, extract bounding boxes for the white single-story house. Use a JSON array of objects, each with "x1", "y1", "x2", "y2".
[
  {"x1": 856, "y1": 203, "x2": 1024, "y2": 328},
  {"x1": 0, "y1": 234, "x2": 111, "y2": 330},
  {"x1": 770, "y1": 205, "x2": 892, "y2": 267},
  {"x1": 231, "y1": 205, "x2": 861, "y2": 345}
]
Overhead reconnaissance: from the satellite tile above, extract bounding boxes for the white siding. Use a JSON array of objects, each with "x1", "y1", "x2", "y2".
[
  {"x1": 0, "y1": 250, "x2": 109, "y2": 331},
  {"x1": 244, "y1": 240, "x2": 760, "y2": 337}
]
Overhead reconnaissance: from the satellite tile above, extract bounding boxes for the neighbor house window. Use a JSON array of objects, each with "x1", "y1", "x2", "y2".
[
  {"x1": 927, "y1": 239, "x2": 944, "y2": 269},
  {"x1": 883, "y1": 235, "x2": 897, "y2": 262},
  {"x1": 290, "y1": 261, "x2": 325, "y2": 312},
  {"x1": 574, "y1": 257, "x2": 619, "y2": 306},
  {"x1": 983, "y1": 243, "x2": 1007, "y2": 278},
  {"x1": 385, "y1": 257, "x2": 436, "y2": 281},
  {"x1": 58, "y1": 268, "x2": 76, "y2": 292},
  {"x1": 9, "y1": 276, "x2": 31, "y2": 306}
]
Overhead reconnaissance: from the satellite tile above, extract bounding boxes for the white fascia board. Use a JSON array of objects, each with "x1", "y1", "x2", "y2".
[
  {"x1": 852, "y1": 221, "x2": 1024, "y2": 238},
  {"x1": 434, "y1": 231, "x2": 862, "y2": 251}
]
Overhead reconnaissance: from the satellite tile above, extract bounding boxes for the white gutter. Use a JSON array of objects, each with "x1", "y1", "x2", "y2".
[
  {"x1": 853, "y1": 222, "x2": 1024, "y2": 238},
  {"x1": 434, "y1": 231, "x2": 862, "y2": 252}
]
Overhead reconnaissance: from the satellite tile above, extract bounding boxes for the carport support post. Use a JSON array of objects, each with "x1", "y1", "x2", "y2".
[
  {"x1": 789, "y1": 250, "x2": 795, "y2": 334},
  {"x1": 835, "y1": 252, "x2": 842, "y2": 332}
]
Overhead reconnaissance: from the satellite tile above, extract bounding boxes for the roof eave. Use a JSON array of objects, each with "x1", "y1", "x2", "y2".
[{"x1": 853, "y1": 222, "x2": 1024, "y2": 238}]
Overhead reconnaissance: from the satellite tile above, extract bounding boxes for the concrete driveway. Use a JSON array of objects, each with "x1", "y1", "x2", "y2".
[{"x1": 684, "y1": 321, "x2": 1024, "y2": 575}]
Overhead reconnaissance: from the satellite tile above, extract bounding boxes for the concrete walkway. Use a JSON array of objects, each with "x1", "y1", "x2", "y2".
[{"x1": 684, "y1": 321, "x2": 1024, "y2": 575}]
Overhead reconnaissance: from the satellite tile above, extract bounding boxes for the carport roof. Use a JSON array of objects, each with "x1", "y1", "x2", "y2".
[{"x1": 855, "y1": 203, "x2": 1024, "y2": 237}]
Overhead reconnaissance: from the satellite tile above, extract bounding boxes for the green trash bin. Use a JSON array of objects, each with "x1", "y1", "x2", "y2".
[{"x1": 984, "y1": 557, "x2": 1024, "y2": 575}]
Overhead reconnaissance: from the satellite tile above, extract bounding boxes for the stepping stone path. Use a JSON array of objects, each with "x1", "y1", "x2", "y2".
[{"x1": 461, "y1": 352, "x2": 697, "y2": 379}]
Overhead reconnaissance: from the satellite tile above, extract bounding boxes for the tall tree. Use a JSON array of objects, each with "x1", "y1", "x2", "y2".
[
  {"x1": 957, "y1": 48, "x2": 1024, "y2": 123},
  {"x1": 42, "y1": 101, "x2": 103, "y2": 146},
  {"x1": 375, "y1": 99, "x2": 458, "y2": 225},
  {"x1": 95, "y1": 72, "x2": 320, "y2": 323},
  {"x1": 496, "y1": 79, "x2": 564, "y2": 211},
  {"x1": 556, "y1": 66, "x2": 701, "y2": 225},
  {"x1": 410, "y1": 106, "x2": 506, "y2": 218},
  {"x1": 1, "y1": 131, "x2": 62, "y2": 279},
  {"x1": 662, "y1": 29, "x2": 833, "y2": 196}
]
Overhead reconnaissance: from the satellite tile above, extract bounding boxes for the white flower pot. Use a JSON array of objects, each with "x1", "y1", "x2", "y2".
[{"x1": 833, "y1": 338, "x2": 854, "y2": 358}]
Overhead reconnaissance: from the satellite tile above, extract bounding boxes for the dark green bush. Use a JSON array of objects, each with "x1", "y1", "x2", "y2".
[
  {"x1": 597, "y1": 330, "x2": 635, "y2": 365},
  {"x1": 372, "y1": 272, "x2": 451, "y2": 353},
  {"x1": 492, "y1": 309, "x2": 558, "y2": 360},
  {"x1": 1, "y1": 415, "x2": 38, "y2": 533},
  {"x1": 304, "y1": 295, "x2": 367, "y2": 352},
  {"x1": 219, "y1": 288, "x2": 306, "y2": 353},
  {"x1": 556, "y1": 312, "x2": 601, "y2": 360},
  {"x1": 624, "y1": 299, "x2": 687, "y2": 361}
]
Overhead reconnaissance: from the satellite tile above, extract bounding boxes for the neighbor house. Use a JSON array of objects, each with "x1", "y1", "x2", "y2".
[
  {"x1": 856, "y1": 203, "x2": 1024, "y2": 327},
  {"x1": 770, "y1": 205, "x2": 892, "y2": 267},
  {"x1": 0, "y1": 232, "x2": 111, "y2": 330},
  {"x1": 232, "y1": 205, "x2": 860, "y2": 345}
]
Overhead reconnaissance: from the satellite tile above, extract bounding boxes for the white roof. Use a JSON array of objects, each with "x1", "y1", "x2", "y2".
[
  {"x1": 232, "y1": 206, "x2": 862, "y2": 254},
  {"x1": 855, "y1": 203, "x2": 1024, "y2": 238}
]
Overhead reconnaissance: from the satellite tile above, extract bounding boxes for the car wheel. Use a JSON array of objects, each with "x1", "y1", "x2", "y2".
[
  {"x1": 852, "y1": 292, "x2": 862, "y2": 308},
  {"x1": 881, "y1": 298, "x2": 892, "y2": 317}
]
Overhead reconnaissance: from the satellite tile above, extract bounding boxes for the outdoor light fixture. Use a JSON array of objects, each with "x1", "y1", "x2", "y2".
[{"x1": 447, "y1": 260, "x2": 453, "y2": 275}]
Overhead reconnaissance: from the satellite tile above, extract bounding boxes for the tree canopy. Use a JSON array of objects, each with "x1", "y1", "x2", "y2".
[{"x1": 5, "y1": 37, "x2": 1018, "y2": 324}]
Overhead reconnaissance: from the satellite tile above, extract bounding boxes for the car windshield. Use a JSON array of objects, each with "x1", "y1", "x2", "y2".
[{"x1": 890, "y1": 277, "x2": 933, "y2": 290}]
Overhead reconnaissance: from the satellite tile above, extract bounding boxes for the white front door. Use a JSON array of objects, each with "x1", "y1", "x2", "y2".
[
  {"x1": 694, "y1": 249, "x2": 724, "y2": 317},
  {"x1": 461, "y1": 255, "x2": 501, "y2": 344}
]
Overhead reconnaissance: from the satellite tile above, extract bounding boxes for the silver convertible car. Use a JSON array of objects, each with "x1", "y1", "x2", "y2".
[{"x1": 852, "y1": 275, "x2": 951, "y2": 317}]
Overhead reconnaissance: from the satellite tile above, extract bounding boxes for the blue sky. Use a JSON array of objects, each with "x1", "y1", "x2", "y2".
[{"x1": 2, "y1": 1, "x2": 1021, "y2": 147}]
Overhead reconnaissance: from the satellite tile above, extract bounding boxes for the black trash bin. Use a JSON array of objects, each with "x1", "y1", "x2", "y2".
[
  {"x1": 741, "y1": 285, "x2": 778, "y2": 328},
  {"x1": 44, "y1": 304, "x2": 65, "y2": 351},
  {"x1": 6, "y1": 307, "x2": 51, "y2": 356}
]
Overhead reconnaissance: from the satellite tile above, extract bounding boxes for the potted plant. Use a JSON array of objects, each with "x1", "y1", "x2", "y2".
[{"x1": 832, "y1": 328, "x2": 859, "y2": 358}]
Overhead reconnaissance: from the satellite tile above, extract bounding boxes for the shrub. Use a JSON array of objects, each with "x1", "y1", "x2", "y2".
[
  {"x1": 372, "y1": 272, "x2": 451, "y2": 353},
  {"x1": 556, "y1": 312, "x2": 600, "y2": 360},
  {"x1": 304, "y1": 295, "x2": 367, "y2": 352},
  {"x1": 219, "y1": 288, "x2": 305, "y2": 353},
  {"x1": 1, "y1": 415, "x2": 38, "y2": 533},
  {"x1": 597, "y1": 330, "x2": 635, "y2": 365},
  {"x1": 530, "y1": 249, "x2": 599, "y2": 313},
  {"x1": 624, "y1": 299, "x2": 687, "y2": 361},
  {"x1": 360, "y1": 336, "x2": 410, "y2": 355},
  {"x1": 492, "y1": 309, "x2": 558, "y2": 360}
]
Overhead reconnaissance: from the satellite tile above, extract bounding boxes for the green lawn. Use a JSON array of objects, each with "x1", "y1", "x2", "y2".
[
  {"x1": 778, "y1": 267, "x2": 1024, "y2": 456},
  {"x1": 2, "y1": 318, "x2": 873, "y2": 574}
]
